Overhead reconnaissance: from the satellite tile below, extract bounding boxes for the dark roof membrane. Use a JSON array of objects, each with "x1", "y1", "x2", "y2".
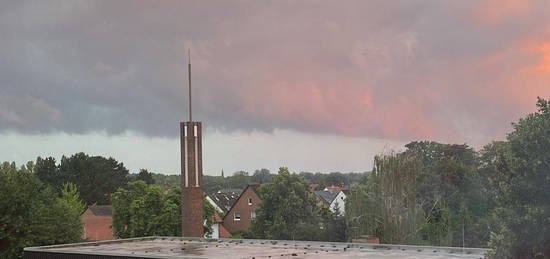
[{"x1": 23, "y1": 236, "x2": 489, "y2": 259}]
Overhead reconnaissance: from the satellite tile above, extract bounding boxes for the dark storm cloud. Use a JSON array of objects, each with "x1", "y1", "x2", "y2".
[{"x1": 1, "y1": 0, "x2": 549, "y2": 144}]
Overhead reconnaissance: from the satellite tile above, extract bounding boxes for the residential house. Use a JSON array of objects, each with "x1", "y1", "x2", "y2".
[
  {"x1": 314, "y1": 189, "x2": 346, "y2": 216},
  {"x1": 222, "y1": 184, "x2": 262, "y2": 234},
  {"x1": 210, "y1": 189, "x2": 240, "y2": 213},
  {"x1": 205, "y1": 195, "x2": 231, "y2": 238},
  {"x1": 81, "y1": 205, "x2": 114, "y2": 241}
]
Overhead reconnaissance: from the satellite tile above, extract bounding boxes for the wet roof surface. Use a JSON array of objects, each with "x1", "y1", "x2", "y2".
[{"x1": 25, "y1": 237, "x2": 488, "y2": 259}]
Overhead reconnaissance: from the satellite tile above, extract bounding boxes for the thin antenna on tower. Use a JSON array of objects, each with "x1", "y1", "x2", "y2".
[{"x1": 188, "y1": 49, "x2": 192, "y2": 121}]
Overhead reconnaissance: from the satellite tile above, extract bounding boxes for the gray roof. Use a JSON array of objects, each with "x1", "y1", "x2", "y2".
[
  {"x1": 314, "y1": 189, "x2": 340, "y2": 204},
  {"x1": 217, "y1": 188, "x2": 243, "y2": 195},
  {"x1": 88, "y1": 205, "x2": 112, "y2": 216},
  {"x1": 211, "y1": 191, "x2": 240, "y2": 213},
  {"x1": 24, "y1": 236, "x2": 488, "y2": 258}
]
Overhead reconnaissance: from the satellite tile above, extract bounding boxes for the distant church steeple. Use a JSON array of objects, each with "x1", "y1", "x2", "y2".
[{"x1": 221, "y1": 169, "x2": 225, "y2": 178}]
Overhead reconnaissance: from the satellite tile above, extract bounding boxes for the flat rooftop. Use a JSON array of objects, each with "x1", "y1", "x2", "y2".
[{"x1": 24, "y1": 236, "x2": 488, "y2": 259}]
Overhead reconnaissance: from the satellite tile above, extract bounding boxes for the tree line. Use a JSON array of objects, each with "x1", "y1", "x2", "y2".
[
  {"x1": 0, "y1": 152, "x2": 364, "y2": 257},
  {"x1": 154, "y1": 169, "x2": 367, "y2": 194}
]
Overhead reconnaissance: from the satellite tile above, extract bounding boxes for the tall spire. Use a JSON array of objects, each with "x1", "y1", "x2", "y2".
[
  {"x1": 180, "y1": 49, "x2": 204, "y2": 238},
  {"x1": 188, "y1": 49, "x2": 192, "y2": 122}
]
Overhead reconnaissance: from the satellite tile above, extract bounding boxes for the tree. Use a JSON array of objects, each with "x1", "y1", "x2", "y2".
[
  {"x1": 366, "y1": 152, "x2": 425, "y2": 244},
  {"x1": 112, "y1": 181, "x2": 177, "y2": 238},
  {"x1": 57, "y1": 153, "x2": 129, "y2": 205},
  {"x1": 135, "y1": 169, "x2": 155, "y2": 184},
  {"x1": 0, "y1": 162, "x2": 82, "y2": 258},
  {"x1": 486, "y1": 98, "x2": 550, "y2": 258},
  {"x1": 322, "y1": 205, "x2": 347, "y2": 242},
  {"x1": 112, "y1": 181, "x2": 214, "y2": 238},
  {"x1": 251, "y1": 169, "x2": 272, "y2": 184},
  {"x1": 325, "y1": 172, "x2": 346, "y2": 187},
  {"x1": 346, "y1": 184, "x2": 375, "y2": 240},
  {"x1": 60, "y1": 182, "x2": 86, "y2": 215},
  {"x1": 404, "y1": 141, "x2": 490, "y2": 247},
  {"x1": 152, "y1": 173, "x2": 180, "y2": 186},
  {"x1": 35, "y1": 157, "x2": 60, "y2": 189},
  {"x1": 247, "y1": 167, "x2": 325, "y2": 241},
  {"x1": 346, "y1": 143, "x2": 492, "y2": 247},
  {"x1": 203, "y1": 200, "x2": 215, "y2": 238}
]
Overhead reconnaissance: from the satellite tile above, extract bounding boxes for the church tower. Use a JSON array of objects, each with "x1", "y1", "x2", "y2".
[{"x1": 180, "y1": 50, "x2": 204, "y2": 237}]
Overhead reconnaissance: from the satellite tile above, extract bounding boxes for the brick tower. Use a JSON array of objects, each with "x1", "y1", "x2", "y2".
[{"x1": 180, "y1": 50, "x2": 204, "y2": 237}]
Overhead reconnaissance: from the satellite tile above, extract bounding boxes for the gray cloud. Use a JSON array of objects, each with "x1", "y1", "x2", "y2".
[{"x1": 1, "y1": 0, "x2": 549, "y2": 145}]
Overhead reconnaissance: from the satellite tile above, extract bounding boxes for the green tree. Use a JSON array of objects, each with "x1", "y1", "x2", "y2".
[
  {"x1": 152, "y1": 173, "x2": 181, "y2": 186},
  {"x1": 486, "y1": 98, "x2": 550, "y2": 258},
  {"x1": 346, "y1": 143, "x2": 491, "y2": 247},
  {"x1": 112, "y1": 181, "x2": 173, "y2": 238},
  {"x1": 0, "y1": 162, "x2": 82, "y2": 258},
  {"x1": 112, "y1": 181, "x2": 213, "y2": 238},
  {"x1": 346, "y1": 184, "x2": 376, "y2": 240},
  {"x1": 325, "y1": 172, "x2": 346, "y2": 186},
  {"x1": 251, "y1": 169, "x2": 272, "y2": 184},
  {"x1": 60, "y1": 182, "x2": 86, "y2": 214},
  {"x1": 203, "y1": 199, "x2": 215, "y2": 238},
  {"x1": 57, "y1": 153, "x2": 129, "y2": 205},
  {"x1": 135, "y1": 169, "x2": 155, "y2": 184},
  {"x1": 247, "y1": 167, "x2": 324, "y2": 241},
  {"x1": 367, "y1": 152, "x2": 425, "y2": 244},
  {"x1": 35, "y1": 157, "x2": 60, "y2": 189},
  {"x1": 321, "y1": 205, "x2": 347, "y2": 242},
  {"x1": 404, "y1": 141, "x2": 490, "y2": 247}
]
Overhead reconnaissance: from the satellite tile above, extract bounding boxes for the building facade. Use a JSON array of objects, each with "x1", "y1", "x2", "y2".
[
  {"x1": 205, "y1": 195, "x2": 232, "y2": 238},
  {"x1": 314, "y1": 189, "x2": 346, "y2": 216},
  {"x1": 222, "y1": 184, "x2": 262, "y2": 234},
  {"x1": 81, "y1": 205, "x2": 114, "y2": 241}
]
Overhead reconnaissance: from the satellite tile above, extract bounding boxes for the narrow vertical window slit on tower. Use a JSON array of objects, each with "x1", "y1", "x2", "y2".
[
  {"x1": 194, "y1": 125, "x2": 199, "y2": 187},
  {"x1": 184, "y1": 125, "x2": 189, "y2": 187}
]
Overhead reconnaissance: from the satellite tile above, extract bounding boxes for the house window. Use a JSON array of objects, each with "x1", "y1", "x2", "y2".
[
  {"x1": 251, "y1": 211, "x2": 256, "y2": 219},
  {"x1": 234, "y1": 212, "x2": 241, "y2": 221},
  {"x1": 248, "y1": 198, "x2": 252, "y2": 205}
]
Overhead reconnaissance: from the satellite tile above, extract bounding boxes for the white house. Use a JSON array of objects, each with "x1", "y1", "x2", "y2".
[
  {"x1": 313, "y1": 189, "x2": 347, "y2": 216},
  {"x1": 205, "y1": 195, "x2": 227, "y2": 238}
]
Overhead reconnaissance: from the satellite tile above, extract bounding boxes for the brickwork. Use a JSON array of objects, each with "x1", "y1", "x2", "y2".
[
  {"x1": 218, "y1": 224, "x2": 232, "y2": 238},
  {"x1": 182, "y1": 187, "x2": 204, "y2": 237},
  {"x1": 180, "y1": 121, "x2": 204, "y2": 237},
  {"x1": 222, "y1": 185, "x2": 262, "y2": 234},
  {"x1": 81, "y1": 209, "x2": 113, "y2": 241}
]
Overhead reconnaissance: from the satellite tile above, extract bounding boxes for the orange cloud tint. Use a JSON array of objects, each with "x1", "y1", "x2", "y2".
[
  {"x1": 528, "y1": 42, "x2": 550, "y2": 72},
  {"x1": 473, "y1": 0, "x2": 533, "y2": 25}
]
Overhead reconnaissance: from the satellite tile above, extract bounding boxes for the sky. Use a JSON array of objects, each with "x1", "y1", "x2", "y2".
[{"x1": 1, "y1": 0, "x2": 549, "y2": 175}]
